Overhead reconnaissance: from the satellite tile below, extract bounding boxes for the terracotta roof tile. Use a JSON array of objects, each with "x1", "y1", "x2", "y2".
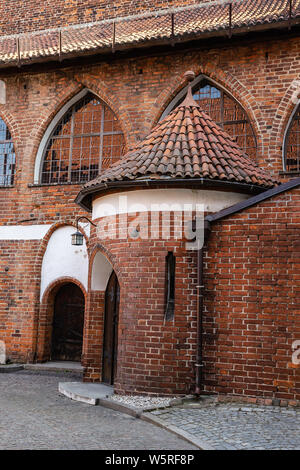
[
  {"x1": 0, "y1": 0, "x2": 299, "y2": 66},
  {"x1": 80, "y1": 87, "x2": 277, "y2": 196}
]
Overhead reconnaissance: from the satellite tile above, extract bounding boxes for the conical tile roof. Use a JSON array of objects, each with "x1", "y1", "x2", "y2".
[{"x1": 76, "y1": 76, "x2": 277, "y2": 210}]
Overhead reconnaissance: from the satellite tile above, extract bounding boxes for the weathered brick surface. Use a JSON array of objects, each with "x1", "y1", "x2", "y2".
[
  {"x1": 0, "y1": 239, "x2": 40, "y2": 363},
  {"x1": 0, "y1": 2, "x2": 299, "y2": 398},
  {"x1": 83, "y1": 212, "x2": 198, "y2": 395},
  {"x1": 203, "y1": 187, "x2": 300, "y2": 402},
  {"x1": 0, "y1": 0, "x2": 206, "y2": 35}
]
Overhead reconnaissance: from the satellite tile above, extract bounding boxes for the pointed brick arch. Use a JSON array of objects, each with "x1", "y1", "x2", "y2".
[
  {"x1": 0, "y1": 108, "x2": 21, "y2": 152},
  {"x1": 0, "y1": 111, "x2": 18, "y2": 186},
  {"x1": 151, "y1": 64, "x2": 263, "y2": 158},
  {"x1": 28, "y1": 80, "x2": 83, "y2": 181},
  {"x1": 269, "y1": 78, "x2": 300, "y2": 173},
  {"x1": 33, "y1": 81, "x2": 127, "y2": 184},
  {"x1": 73, "y1": 73, "x2": 132, "y2": 150}
]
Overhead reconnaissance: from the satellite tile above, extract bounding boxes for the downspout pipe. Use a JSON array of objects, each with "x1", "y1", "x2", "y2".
[{"x1": 194, "y1": 219, "x2": 211, "y2": 396}]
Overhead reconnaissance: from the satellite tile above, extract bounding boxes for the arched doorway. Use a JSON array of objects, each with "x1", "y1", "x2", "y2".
[
  {"x1": 51, "y1": 283, "x2": 85, "y2": 362},
  {"x1": 102, "y1": 272, "x2": 120, "y2": 384}
]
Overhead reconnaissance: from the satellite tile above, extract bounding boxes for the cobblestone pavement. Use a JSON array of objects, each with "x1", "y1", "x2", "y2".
[
  {"x1": 147, "y1": 403, "x2": 300, "y2": 450},
  {"x1": 0, "y1": 371, "x2": 196, "y2": 450}
]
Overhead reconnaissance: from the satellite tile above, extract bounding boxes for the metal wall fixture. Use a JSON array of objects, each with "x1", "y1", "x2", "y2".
[{"x1": 71, "y1": 216, "x2": 96, "y2": 246}]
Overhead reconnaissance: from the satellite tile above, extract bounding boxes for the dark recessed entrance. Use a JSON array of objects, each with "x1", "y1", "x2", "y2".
[
  {"x1": 51, "y1": 283, "x2": 85, "y2": 362},
  {"x1": 102, "y1": 272, "x2": 120, "y2": 385}
]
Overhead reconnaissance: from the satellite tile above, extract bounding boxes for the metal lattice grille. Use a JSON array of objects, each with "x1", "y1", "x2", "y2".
[
  {"x1": 285, "y1": 106, "x2": 300, "y2": 173},
  {"x1": 0, "y1": 118, "x2": 15, "y2": 186},
  {"x1": 41, "y1": 93, "x2": 125, "y2": 184},
  {"x1": 175, "y1": 81, "x2": 257, "y2": 159}
]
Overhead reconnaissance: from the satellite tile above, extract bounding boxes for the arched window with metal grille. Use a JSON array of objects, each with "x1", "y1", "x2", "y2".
[
  {"x1": 40, "y1": 92, "x2": 125, "y2": 184},
  {"x1": 0, "y1": 117, "x2": 16, "y2": 186},
  {"x1": 161, "y1": 78, "x2": 257, "y2": 159},
  {"x1": 284, "y1": 104, "x2": 300, "y2": 174}
]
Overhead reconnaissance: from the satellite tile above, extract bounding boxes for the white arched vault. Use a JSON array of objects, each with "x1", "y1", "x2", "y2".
[
  {"x1": 91, "y1": 251, "x2": 113, "y2": 291},
  {"x1": 40, "y1": 225, "x2": 89, "y2": 300}
]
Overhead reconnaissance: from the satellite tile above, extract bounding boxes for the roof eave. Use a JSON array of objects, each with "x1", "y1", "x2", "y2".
[
  {"x1": 75, "y1": 177, "x2": 275, "y2": 212},
  {"x1": 1, "y1": 18, "x2": 300, "y2": 72}
]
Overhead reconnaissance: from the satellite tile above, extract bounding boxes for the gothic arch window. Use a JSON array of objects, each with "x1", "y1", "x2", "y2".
[
  {"x1": 284, "y1": 104, "x2": 300, "y2": 173},
  {"x1": 162, "y1": 78, "x2": 257, "y2": 159},
  {"x1": 40, "y1": 91, "x2": 125, "y2": 184},
  {"x1": 0, "y1": 117, "x2": 16, "y2": 186}
]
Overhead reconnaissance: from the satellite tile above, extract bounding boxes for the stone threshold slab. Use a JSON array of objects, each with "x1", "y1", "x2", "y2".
[
  {"x1": 59, "y1": 381, "x2": 113, "y2": 405},
  {"x1": 0, "y1": 364, "x2": 24, "y2": 373},
  {"x1": 24, "y1": 361, "x2": 83, "y2": 373}
]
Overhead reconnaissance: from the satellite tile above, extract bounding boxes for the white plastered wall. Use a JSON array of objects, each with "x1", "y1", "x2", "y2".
[
  {"x1": 91, "y1": 251, "x2": 113, "y2": 291},
  {"x1": 92, "y1": 188, "x2": 249, "y2": 219},
  {"x1": 0, "y1": 80, "x2": 6, "y2": 105}
]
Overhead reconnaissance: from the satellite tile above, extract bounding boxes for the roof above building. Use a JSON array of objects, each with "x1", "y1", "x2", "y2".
[
  {"x1": 206, "y1": 176, "x2": 300, "y2": 223},
  {"x1": 0, "y1": 0, "x2": 300, "y2": 69},
  {"x1": 76, "y1": 72, "x2": 278, "y2": 211}
]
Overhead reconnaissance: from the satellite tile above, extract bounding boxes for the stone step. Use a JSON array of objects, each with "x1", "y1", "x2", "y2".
[
  {"x1": 24, "y1": 361, "x2": 84, "y2": 374},
  {"x1": 0, "y1": 364, "x2": 24, "y2": 373},
  {"x1": 59, "y1": 381, "x2": 113, "y2": 405}
]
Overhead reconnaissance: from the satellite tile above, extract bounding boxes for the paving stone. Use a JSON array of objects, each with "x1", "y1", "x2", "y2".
[
  {"x1": 146, "y1": 401, "x2": 300, "y2": 450},
  {"x1": 0, "y1": 371, "x2": 196, "y2": 450}
]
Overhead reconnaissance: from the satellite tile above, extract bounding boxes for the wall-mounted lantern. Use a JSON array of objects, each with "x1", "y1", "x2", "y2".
[{"x1": 71, "y1": 216, "x2": 96, "y2": 246}]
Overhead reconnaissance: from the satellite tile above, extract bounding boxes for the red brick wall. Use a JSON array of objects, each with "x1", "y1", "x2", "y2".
[
  {"x1": 0, "y1": 6, "x2": 299, "y2": 399},
  {"x1": 83, "y1": 212, "x2": 198, "y2": 395},
  {"x1": 0, "y1": 239, "x2": 40, "y2": 363},
  {"x1": 203, "y1": 187, "x2": 300, "y2": 404},
  {"x1": 82, "y1": 290, "x2": 105, "y2": 382},
  {"x1": 1, "y1": 35, "x2": 300, "y2": 195},
  {"x1": 0, "y1": 1, "x2": 205, "y2": 35}
]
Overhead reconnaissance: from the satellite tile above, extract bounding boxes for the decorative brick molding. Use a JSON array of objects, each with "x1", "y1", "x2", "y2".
[
  {"x1": 25, "y1": 80, "x2": 83, "y2": 183},
  {"x1": 73, "y1": 73, "x2": 132, "y2": 151},
  {"x1": 0, "y1": 107, "x2": 21, "y2": 156}
]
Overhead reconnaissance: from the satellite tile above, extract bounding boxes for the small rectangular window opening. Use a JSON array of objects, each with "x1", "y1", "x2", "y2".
[{"x1": 165, "y1": 252, "x2": 175, "y2": 321}]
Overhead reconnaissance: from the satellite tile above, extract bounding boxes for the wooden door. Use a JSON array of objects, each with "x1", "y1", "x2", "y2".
[
  {"x1": 102, "y1": 272, "x2": 120, "y2": 385},
  {"x1": 51, "y1": 283, "x2": 84, "y2": 362}
]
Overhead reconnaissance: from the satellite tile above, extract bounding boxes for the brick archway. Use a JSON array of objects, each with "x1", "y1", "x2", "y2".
[
  {"x1": 32, "y1": 222, "x2": 90, "y2": 363},
  {"x1": 269, "y1": 78, "x2": 300, "y2": 174},
  {"x1": 36, "y1": 277, "x2": 87, "y2": 362},
  {"x1": 0, "y1": 108, "x2": 21, "y2": 160},
  {"x1": 82, "y1": 244, "x2": 121, "y2": 383},
  {"x1": 73, "y1": 73, "x2": 132, "y2": 152},
  {"x1": 26, "y1": 80, "x2": 83, "y2": 182},
  {"x1": 0, "y1": 107, "x2": 20, "y2": 141}
]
